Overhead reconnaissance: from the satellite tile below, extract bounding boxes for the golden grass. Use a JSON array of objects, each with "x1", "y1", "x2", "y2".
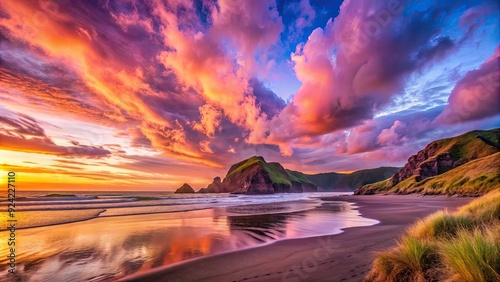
[
  {"x1": 408, "y1": 211, "x2": 474, "y2": 239},
  {"x1": 365, "y1": 189, "x2": 500, "y2": 282},
  {"x1": 440, "y1": 225, "x2": 500, "y2": 282},
  {"x1": 457, "y1": 188, "x2": 500, "y2": 222}
]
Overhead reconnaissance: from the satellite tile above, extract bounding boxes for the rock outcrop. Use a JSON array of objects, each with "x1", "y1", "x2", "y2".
[
  {"x1": 198, "y1": 177, "x2": 224, "y2": 193},
  {"x1": 174, "y1": 183, "x2": 195, "y2": 194},
  {"x1": 389, "y1": 145, "x2": 455, "y2": 186},
  {"x1": 201, "y1": 156, "x2": 318, "y2": 194}
]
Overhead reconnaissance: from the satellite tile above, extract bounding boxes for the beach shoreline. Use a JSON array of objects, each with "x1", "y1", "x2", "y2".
[{"x1": 121, "y1": 195, "x2": 473, "y2": 282}]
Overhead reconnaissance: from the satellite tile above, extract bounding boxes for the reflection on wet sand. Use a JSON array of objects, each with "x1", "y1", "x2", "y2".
[{"x1": 0, "y1": 200, "x2": 376, "y2": 281}]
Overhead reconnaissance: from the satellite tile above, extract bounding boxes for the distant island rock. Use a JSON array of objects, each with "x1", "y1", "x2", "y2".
[
  {"x1": 355, "y1": 128, "x2": 500, "y2": 196},
  {"x1": 174, "y1": 183, "x2": 195, "y2": 194}
]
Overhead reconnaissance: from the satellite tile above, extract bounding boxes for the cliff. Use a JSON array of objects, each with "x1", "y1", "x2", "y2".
[{"x1": 355, "y1": 129, "x2": 500, "y2": 195}]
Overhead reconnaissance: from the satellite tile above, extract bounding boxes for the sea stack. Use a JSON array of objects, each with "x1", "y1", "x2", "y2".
[
  {"x1": 198, "y1": 177, "x2": 224, "y2": 193},
  {"x1": 221, "y1": 156, "x2": 317, "y2": 194},
  {"x1": 174, "y1": 183, "x2": 195, "y2": 193}
]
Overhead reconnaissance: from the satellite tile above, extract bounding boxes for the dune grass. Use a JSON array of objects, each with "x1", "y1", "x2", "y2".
[
  {"x1": 368, "y1": 237, "x2": 438, "y2": 282},
  {"x1": 441, "y1": 226, "x2": 500, "y2": 282},
  {"x1": 457, "y1": 189, "x2": 500, "y2": 222},
  {"x1": 408, "y1": 211, "x2": 474, "y2": 239},
  {"x1": 365, "y1": 189, "x2": 500, "y2": 282}
]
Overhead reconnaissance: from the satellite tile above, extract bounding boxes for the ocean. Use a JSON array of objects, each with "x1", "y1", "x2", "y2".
[{"x1": 0, "y1": 191, "x2": 378, "y2": 281}]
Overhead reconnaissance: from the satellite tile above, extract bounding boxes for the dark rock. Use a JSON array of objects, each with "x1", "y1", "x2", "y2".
[
  {"x1": 174, "y1": 183, "x2": 195, "y2": 194},
  {"x1": 198, "y1": 177, "x2": 224, "y2": 193}
]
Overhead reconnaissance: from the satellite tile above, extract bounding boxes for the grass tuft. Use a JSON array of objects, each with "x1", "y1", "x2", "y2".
[
  {"x1": 408, "y1": 211, "x2": 474, "y2": 239},
  {"x1": 366, "y1": 238, "x2": 437, "y2": 282},
  {"x1": 457, "y1": 189, "x2": 500, "y2": 222},
  {"x1": 440, "y1": 225, "x2": 500, "y2": 282}
]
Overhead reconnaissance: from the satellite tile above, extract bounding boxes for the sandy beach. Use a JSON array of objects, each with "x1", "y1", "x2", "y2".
[{"x1": 121, "y1": 195, "x2": 473, "y2": 282}]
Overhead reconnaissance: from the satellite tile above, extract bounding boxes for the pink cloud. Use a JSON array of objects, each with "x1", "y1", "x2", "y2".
[
  {"x1": 212, "y1": 0, "x2": 283, "y2": 72},
  {"x1": 437, "y1": 46, "x2": 500, "y2": 124},
  {"x1": 294, "y1": 0, "x2": 316, "y2": 29},
  {"x1": 377, "y1": 120, "x2": 408, "y2": 146},
  {"x1": 248, "y1": 0, "x2": 486, "y2": 155}
]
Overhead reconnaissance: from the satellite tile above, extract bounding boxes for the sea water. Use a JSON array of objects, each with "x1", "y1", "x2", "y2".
[{"x1": 0, "y1": 191, "x2": 377, "y2": 281}]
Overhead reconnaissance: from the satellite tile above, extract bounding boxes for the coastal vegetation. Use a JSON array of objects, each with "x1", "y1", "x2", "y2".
[{"x1": 365, "y1": 189, "x2": 500, "y2": 282}]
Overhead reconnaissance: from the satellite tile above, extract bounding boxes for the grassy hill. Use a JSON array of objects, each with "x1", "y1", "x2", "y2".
[
  {"x1": 355, "y1": 129, "x2": 500, "y2": 196},
  {"x1": 225, "y1": 156, "x2": 315, "y2": 187},
  {"x1": 427, "y1": 129, "x2": 499, "y2": 162},
  {"x1": 358, "y1": 153, "x2": 500, "y2": 196},
  {"x1": 304, "y1": 172, "x2": 342, "y2": 189}
]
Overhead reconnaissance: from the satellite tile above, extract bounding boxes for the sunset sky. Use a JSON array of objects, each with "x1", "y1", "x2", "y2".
[{"x1": 0, "y1": 0, "x2": 499, "y2": 191}]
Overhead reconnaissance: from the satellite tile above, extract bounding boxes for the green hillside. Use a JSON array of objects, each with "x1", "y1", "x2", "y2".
[
  {"x1": 355, "y1": 129, "x2": 500, "y2": 195},
  {"x1": 221, "y1": 156, "x2": 397, "y2": 194},
  {"x1": 305, "y1": 172, "x2": 342, "y2": 189},
  {"x1": 334, "y1": 167, "x2": 401, "y2": 190},
  {"x1": 427, "y1": 129, "x2": 499, "y2": 161},
  {"x1": 225, "y1": 156, "x2": 314, "y2": 187},
  {"x1": 359, "y1": 153, "x2": 500, "y2": 196},
  {"x1": 222, "y1": 156, "x2": 317, "y2": 194}
]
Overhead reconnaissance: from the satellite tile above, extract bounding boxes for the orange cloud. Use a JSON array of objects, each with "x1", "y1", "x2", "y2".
[
  {"x1": 152, "y1": 0, "x2": 273, "y2": 135},
  {"x1": 0, "y1": 0, "x2": 218, "y2": 166}
]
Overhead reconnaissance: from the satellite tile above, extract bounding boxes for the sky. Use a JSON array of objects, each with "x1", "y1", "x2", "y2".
[{"x1": 0, "y1": 0, "x2": 499, "y2": 191}]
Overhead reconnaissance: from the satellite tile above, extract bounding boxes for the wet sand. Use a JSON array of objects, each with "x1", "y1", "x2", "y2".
[{"x1": 121, "y1": 195, "x2": 473, "y2": 282}]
